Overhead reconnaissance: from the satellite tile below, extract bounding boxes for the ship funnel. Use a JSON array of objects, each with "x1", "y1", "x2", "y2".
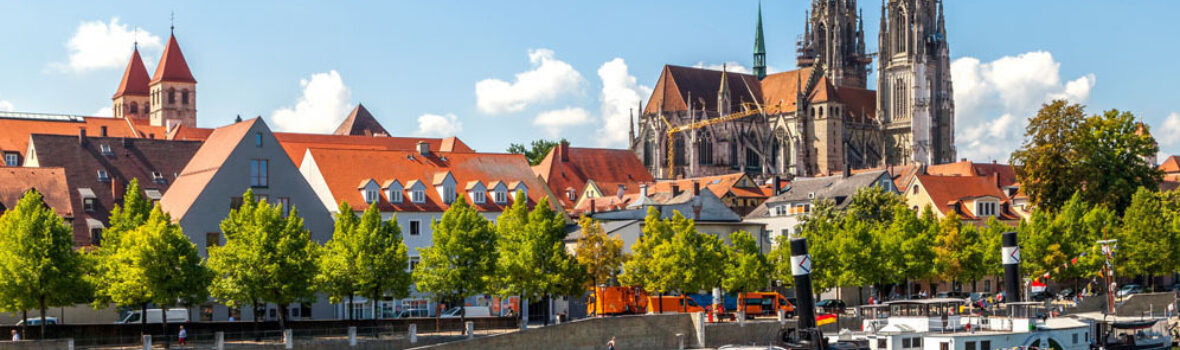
[
  {"x1": 790, "y1": 237, "x2": 817, "y2": 330},
  {"x1": 1001, "y1": 231, "x2": 1021, "y2": 302}
]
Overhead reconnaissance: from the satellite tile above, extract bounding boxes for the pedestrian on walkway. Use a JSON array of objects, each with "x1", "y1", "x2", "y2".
[
  {"x1": 10, "y1": 330, "x2": 19, "y2": 341},
  {"x1": 1167, "y1": 303, "x2": 1174, "y2": 318},
  {"x1": 607, "y1": 336, "x2": 616, "y2": 350},
  {"x1": 178, "y1": 326, "x2": 187, "y2": 346}
]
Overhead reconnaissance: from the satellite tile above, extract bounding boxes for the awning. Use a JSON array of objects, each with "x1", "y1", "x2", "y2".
[
  {"x1": 85, "y1": 218, "x2": 105, "y2": 229},
  {"x1": 77, "y1": 187, "x2": 96, "y2": 199},
  {"x1": 144, "y1": 189, "x2": 162, "y2": 201}
]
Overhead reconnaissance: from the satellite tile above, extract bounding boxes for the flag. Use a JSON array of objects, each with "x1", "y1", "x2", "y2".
[
  {"x1": 816, "y1": 314, "x2": 837, "y2": 326},
  {"x1": 1070, "y1": 257, "x2": 1078, "y2": 264}
]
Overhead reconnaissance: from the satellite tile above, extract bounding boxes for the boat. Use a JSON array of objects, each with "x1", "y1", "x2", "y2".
[
  {"x1": 851, "y1": 299, "x2": 1093, "y2": 350},
  {"x1": 1070, "y1": 313, "x2": 1173, "y2": 350}
]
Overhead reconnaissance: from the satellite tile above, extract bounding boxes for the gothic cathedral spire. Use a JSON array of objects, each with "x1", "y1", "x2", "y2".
[{"x1": 752, "y1": 1, "x2": 767, "y2": 80}]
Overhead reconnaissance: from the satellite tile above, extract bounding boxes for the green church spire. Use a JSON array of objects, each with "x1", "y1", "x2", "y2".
[{"x1": 753, "y1": 1, "x2": 767, "y2": 80}]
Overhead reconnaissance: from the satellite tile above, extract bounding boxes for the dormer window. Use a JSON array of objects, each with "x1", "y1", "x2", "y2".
[
  {"x1": 151, "y1": 171, "x2": 165, "y2": 184},
  {"x1": 495, "y1": 190, "x2": 508, "y2": 204},
  {"x1": 472, "y1": 191, "x2": 486, "y2": 204},
  {"x1": 566, "y1": 188, "x2": 576, "y2": 201},
  {"x1": 364, "y1": 189, "x2": 379, "y2": 204},
  {"x1": 976, "y1": 200, "x2": 998, "y2": 217},
  {"x1": 383, "y1": 180, "x2": 404, "y2": 204},
  {"x1": 97, "y1": 170, "x2": 110, "y2": 182},
  {"x1": 443, "y1": 190, "x2": 456, "y2": 204},
  {"x1": 3, "y1": 152, "x2": 17, "y2": 166},
  {"x1": 99, "y1": 144, "x2": 113, "y2": 156},
  {"x1": 411, "y1": 189, "x2": 425, "y2": 203},
  {"x1": 388, "y1": 189, "x2": 403, "y2": 203}
]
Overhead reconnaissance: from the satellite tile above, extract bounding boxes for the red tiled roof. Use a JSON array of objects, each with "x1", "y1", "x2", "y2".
[
  {"x1": 160, "y1": 118, "x2": 258, "y2": 219},
  {"x1": 151, "y1": 35, "x2": 196, "y2": 84},
  {"x1": 927, "y1": 160, "x2": 1018, "y2": 188},
  {"x1": 113, "y1": 48, "x2": 150, "y2": 98},
  {"x1": 333, "y1": 104, "x2": 390, "y2": 136},
  {"x1": 0, "y1": 115, "x2": 170, "y2": 162},
  {"x1": 29, "y1": 134, "x2": 202, "y2": 245},
  {"x1": 275, "y1": 133, "x2": 473, "y2": 167},
  {"x1": 533, "y1": 143, "x2": 653, "y2": 209},
  {"x1": 305, "y1": 148, "x2": 552, "y2": 213},
  {"x1": 0, "y1": 166, "x2": 72, "y2": 218},
  {"x1": 1160, "y1": 155, "x2": 1180, "y2": 174},
  {"x1": 650, "y1": 173, "x2": 763, "y2": 199},
  {"x1": 915, "y1": 175, "x2": 1017, "y2": 221}
]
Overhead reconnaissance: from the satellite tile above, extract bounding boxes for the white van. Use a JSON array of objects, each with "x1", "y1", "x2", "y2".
[
  {"x1": 117, "y1": 309, "x2": 189, "y2": 324},
  {"x1": 440, "y1": 306, "x2": 491, "y2": 318}
]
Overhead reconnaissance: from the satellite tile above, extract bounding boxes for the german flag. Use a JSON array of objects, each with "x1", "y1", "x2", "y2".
[{"x1": 816, "y1": 314, "x2": 837, "y2": 326}]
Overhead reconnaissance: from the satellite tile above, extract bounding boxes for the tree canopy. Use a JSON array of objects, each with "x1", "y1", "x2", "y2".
[
  {"x1": 413, "y1": 196, "x2": 497, "y2": 321},
  {"x1": 507, "y1": 139, "x2": 565, "y2": 166}
]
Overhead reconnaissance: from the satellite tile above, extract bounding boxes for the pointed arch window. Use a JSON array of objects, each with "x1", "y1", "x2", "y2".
[
  {"x1": 168, "y1": 88, "x2": 176, "y2": 104},
  {"x1": 181, "y1": 90, "x2": 190, "y2": 105}
]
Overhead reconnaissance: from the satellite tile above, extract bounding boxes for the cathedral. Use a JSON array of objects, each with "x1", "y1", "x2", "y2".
[{"x1": 630, "y1": 0, "x2": 955, "y2": 180}]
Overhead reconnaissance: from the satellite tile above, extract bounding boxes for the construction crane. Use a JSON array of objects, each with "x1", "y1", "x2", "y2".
[{"x1": 658, "y1": 102, "x2": 774, "y2": 179}]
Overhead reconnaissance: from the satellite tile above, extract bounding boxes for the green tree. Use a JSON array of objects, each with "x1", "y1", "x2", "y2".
[
  {"x1": 619, "y1": 207, "x2": 674, "y2": 291},
  {"x1": 208, "y1": 190, "x2": 320, "y2": 332},
  {"x1": 574, "y1": 216, "x2": 625, "y2": 316},
  {"x1": 90, "y1": 179, "x2": 155, "y2": 319},
  {"x1": 768, "y1": 235, "x2": 795, "y2": 289},
  {"x1": 1011, "y1": 100, "x2": 1087, "y2": 212},
  {"x1": 353, "y1": 204, "x2": 412, "y2": 320},
  {"x1": 0, "y1": 190, "x2": 89, "y2": 338},
  {"x1": 316, "y1": 202, "x2": 361, "y2": 320},
  {"x1": 1118, "y1": 188, "x2": 1177, "y2": 287},
  {"x1": 723, "y1": 231, "x2": 768, "y2": 311},
  {"x1": 879, "y1": 206, "x2": 936, "y2": 297},
  {"x1": 495, "y1": 194, "x2": 584, "y2": 325},
  {"x1": 797, "y1": 199, "x2": 843, "y2": 293},
  {"x1": 845, "y1": 186, "x2": 906, "y2": 224},
  {"x1": 664, "y1": 213, "x2": 725, "y2": 312},
  {"x1": 114, "y1": 206, "x2": 211, "y2": 347},
  {"x1": 414, "y1": 196, "x2": 497, "y2": 324},
  {"x1": 507, "y1": 139, "x2": 565, "y2": 166},
  {"x1": 837, "y1": 218, "x2": 884, "y2": 302},
  {"x1": 932, "y1": 214, "x2": 983, "y2": 291},
  {"x1": 1074, "y1": 110, "x2": 1162, "y2": 212}
]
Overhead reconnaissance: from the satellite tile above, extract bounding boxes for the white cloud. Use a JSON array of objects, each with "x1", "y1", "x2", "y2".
[
  {"x1": 270, "y1": 70, "x2": 353, "y2": 133},
  {"x1": 1159, "y1": 113, "x2": 1180, "y2": 148},
  {"x1": 0, "y1": 93, "x2": 12, "y2": 112},
  {"x1": 693, "y1": 61, "x2": 751, "y2": 74},
  {"x1": 414, "y1": 113, "x2": 463, "y2": 137},
  {"x1": 534, "y1": 107, "x2": 592, "y2": 138},
  {"x1": 92, "y1": 106, "x2": 112, "y2": 117},
  {"x1": 951, "y1": 51, "x2": 1095, "y2": 161},
  {"x1": 53, "y1": 18, "x2": 162, "y2": 73},
  {"x1": 475, "y1": 49, "x2": 585, "y2": 115},
  {"x1": 596, "y1": 58, "x2": 652, "y2": 147}
]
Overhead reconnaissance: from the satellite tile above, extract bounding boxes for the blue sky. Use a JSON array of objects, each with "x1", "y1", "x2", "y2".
[{"x1": 1, "y1": 0, "x2": 1178, "y2": 161}]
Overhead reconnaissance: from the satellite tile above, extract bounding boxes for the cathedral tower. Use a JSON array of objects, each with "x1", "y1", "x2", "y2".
[
  {"x1": 112, "y1": 46, "x2": 151, "y2": 121},
  {"x1": 878, "y1": 0, "x2": 955, "y2": 166},
  {"x1": 797, "y1": 0, "x2": 871, "y2": 88},
  {"x1": 148, "y1": 33, "x2": 197, "y2": 129},
  {"x1": 753, "y1": 1, "x2": 767, "y2": 80}
]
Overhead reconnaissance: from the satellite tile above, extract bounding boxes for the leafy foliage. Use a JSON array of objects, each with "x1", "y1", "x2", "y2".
[
  {"x1": 90, "y1": 179, "x2": 154, "y2": 308},
  {"x1": 574, "y1": 216, "x2": 625, "y2": 289},
  {"x1": 722, "y1": 231, "x2": 768, "y2": 295},
  {"x1": 507, "y1": 139, "x2": 565, "y2": 166},
  {"x1": 413, "y1": 196, "x2": 497, "y2": 319},
  {"x1": 495, "y1": 194, "x2": 585, "y2": 300}
]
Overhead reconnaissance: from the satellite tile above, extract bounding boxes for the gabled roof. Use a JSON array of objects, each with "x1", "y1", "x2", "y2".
[
  {"x1": 275, "y1": 132, "x2": 473, "y2": 166},
  {"x1": 643, "y1": 65, "x2": 876, "y2": 118},
  {"x1": 29, "y1": 134, "x2": 202, "y2": 245},
  {"x1": 1160, "y1": 155, "x2": 1180, "y2": 174},
  {"x1": 0, "y1": 167, "x2": 72, "y2": 218},
  {"x1": 159, "y1": 118, "x2": 259, "y2": 219},
  {"x1": 0, "y1": 113, "x2": 170, "y2": 159},
  {"x1": 649, "y1": 173, "x2": 766, "y2": 200},
  {"x1": 746, "y1": 170, "x2": 892, "y2": 218},
  {"x1": 532, "y1": 142, "x2": 653, "y2": 209},
  {"x1": 914, "y1": 175, "x2": 1018, "y2": 221},
  {"x1": 151, "y1": 35, "x2": 196, "y2": 84},
  {"x1": 333, "y1": 104, "x2": 390, "y2": 136},
  {"x1": 304, "y1": 148, "x2": 554, "y2": 213},
  {"x1": 113, "y1": 47, "x2": 150, "y2": 98}
]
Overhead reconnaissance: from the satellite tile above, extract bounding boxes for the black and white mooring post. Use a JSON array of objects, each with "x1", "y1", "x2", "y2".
[
  {"x1": 790, "y1": 237, "x2": 817, "y2": 330},
  {"x1": 1001, "y1": 231, "x2": 1021, "y2": 303}
]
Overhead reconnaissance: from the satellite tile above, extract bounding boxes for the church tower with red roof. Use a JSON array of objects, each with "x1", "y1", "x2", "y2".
[
  {"x1": 148, "y1": 32, "x2": 198, "y2": 129},
  {"x1": 112, "y1": 46, "x2": 151, "y2": 121}
]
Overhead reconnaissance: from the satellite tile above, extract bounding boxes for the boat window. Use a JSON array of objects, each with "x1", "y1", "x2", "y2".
[
  {"x1": 877, "y1": 339, "x2": 887, "y2": 349},
  {"x1": 965, "y1": 341, "x2": 976, "y2": 350},
  {"x1": 902, "y1": 338, "x2": 911, "y2": 348},
  {"x1": 939, "y1": 342, "x2": 949, "y2": 350}
]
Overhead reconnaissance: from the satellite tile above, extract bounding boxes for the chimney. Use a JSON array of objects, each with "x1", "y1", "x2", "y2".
[
  {"x1": 671, "y1": 184, "x2": 680, "y2": 197},
  {"x1": 416, "y1": 141, "x2": 430, "y2": 156},
  {"x1": 559, "y1": 140, "x2": 570, "y2": 162},
  {"x1": 692, "y1": 181, "x2": 701, "y2": 196},
  {"x1": 639, "y1": 184, "x2": 648, "y2": 198},
  {"x1": 773, "y1": 175, "x2": 782, "y2": 195},
  {"x1": 78, "y1": 128, "x2": 87, "y2": 144}
]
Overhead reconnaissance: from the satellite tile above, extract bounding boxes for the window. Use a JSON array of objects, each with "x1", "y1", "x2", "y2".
[
  {"x1": 230, "y1": 196, "x2": 244, "y2": 210},
  {"x1": 277, "y1": 197, "x2": 290, "y2": 215},
  {"x1": 981, "y1": 341, "x2": 990, "y2": 350},
  {"x1": 101, "y1": 126, "x2": 108, "y2": 137},
  {"x1": 566, "y1": 189, "x2": 575, "y2": 201},
  {"x1": 443, "y1": 188, "x2": 456, "y2": 204},
  {"x1": 83, "y1": 198, "x2": 96, "y2": 212},
  {"x1": 206, "y1": 232, "x2": 221, "y2": 248},
  {"x1": 965, "y1": 341, "x2": 976, "y2": 350},
  {"x1": 976, "y1": 201, "x2": 997, "y2": 217},
  {"x1": 364, "y1": 189, "x2": 379, "y2": 203},
  {"x1": 903, "y1": 338, "x2": 912, "y2": 348},
  {"x1": 255, "y1": 132, "x2": 263, "y2": 147},
  {"x1": 97, "y1": 170, "x2": 110, "y2": 182},
  {"x1": 912, "y1": 184, "x2": 918, "y2": 195},
  {"x1": 1073, "y1": 333, "x2": 1078, "y2": 344},
  {"x1": 877, "y1": 339, "x2": 887, "y2": 349},
  {"x1": 168, "y1": 88, "x2": 176, "y2": 104},
  {"x1": 939, "y1": 342, "x2": 948, "y2": 350},
  {"x1": 913, "y1": 338, "x2": 921, "y2": 347},
  {"x1": 472, "y1": 191, "x2": 486, "y2": 204},
  {"x1": 130, "y1": 103, "x2": 138, "y2": 114},
  {"x1": 495, "y1": 190, "x2": 507, "y2": 204},
  {"x1": 387, "y1": 189, "x2": 402, "y2": 203},
  {"x1": 409, "y1": 256, "x2": 420, "y2": 270},
  {"x1": 409, "y1": 220, "x2": 421, "y2": 236},
  {"x1": 250, "y1": 159, "x2": 269, "y2": 187},
  {"x1": 983, "y1": 280, "x2": 992, "y2": 292},
  {"x1": 3, "y1": 152, "x2": 17, "y2": 166},
  {"x1": 780, "y1": 229, "x2": 789, "y2": 237},
  {"x1": 90, "y1": 228, "x2": 103, "y2": 246},
  {"x1": 152, "y1": 171, "x2": 165, "y2": 184},
  {"x1": 411, "y1": 189, "x2": 425, "y2": 203},
  {"x1": 256, "y1": 194, "x2": 268, "y2": 203},
  {"x1": 100, "y1": 144, "x2": 113, "y2": 156},
  {"x1": 181, "y1": 90, "x2": 189, "y2": 105},
  {"x1": 774, "y1": 205, "x2": 787, "y2": 216}
]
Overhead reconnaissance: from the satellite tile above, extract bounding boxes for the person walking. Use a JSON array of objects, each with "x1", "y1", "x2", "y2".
[
  {"x1": 10, "y1": 330, "x2": 19, "y2": 341},
  {"x1": 178, "y1": 326, "x2": 187, "y2": 346},
  {"x1": 607, "y1": 336, "x2": 616, "y2": 350},
  {"x1": 1167, "y1": 302, "x2": 1175, "y2": 318}
]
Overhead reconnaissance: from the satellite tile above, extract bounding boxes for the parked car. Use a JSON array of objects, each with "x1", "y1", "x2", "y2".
[
  {"x1": 395, "y1": 308, "x2": 430, "y2": 318},
  {"x1": 1058, "y1": 289, "x2": 1076, "y2": 299},
  {"x1": 117, "y1": 309, "x2": 189, "y2": 324},
  {"x1": 440, "y1": 306, "x2": 491, "y2": 318},
  {"x1": 1116, "y1": 284, "x2": 1143, "y2": 298},
  {"x1": 1030, "y1": 291, "x2": 1056, "y2": 302},
  {"x1": 936, "y1": 291, "x2": 970, "y2": 299},
  {"x1": 815, "y1": 299, "x2": 846, "y2": 314},
  {"x1": 15, "y1": 317, "x2": 57, "y2": 326}
]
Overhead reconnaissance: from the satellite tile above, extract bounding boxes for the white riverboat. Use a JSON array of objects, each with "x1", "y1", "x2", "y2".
[{"x1": 844, "y1": 299, "x2": 1093, "y2": 350}]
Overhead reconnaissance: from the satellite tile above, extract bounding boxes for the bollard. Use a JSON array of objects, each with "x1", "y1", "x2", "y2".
[
  {"x1": 777, "y1": 309, "x2": 786, "y2": 324},
  {"x1": 67, "y1": 339, "x2": 74, "y2": 350},
  {"x1": 409, "y1": 324, "x2": 418, "y2": 344},
  {"x1": 215, "y1": 332, "x2": 225, "y2": 350},
  {"x1": 465, "y1": 321, "x2": 475, "y2": 339},
  {"x1": 284, "y1": 329, "x2": 294, "y2": 349},
  {"x1": 738, "y1": 310, "x2": 746, "y2": 327},
  {"x1": 348, "y1": 326, "x2": 357, "y2": 346},
  {"x1": 142, "y1": 335, "x2": 152, "y2": 350},
  {"x1": 676, "y1": 333, "x2": 685, "y2": 350}
]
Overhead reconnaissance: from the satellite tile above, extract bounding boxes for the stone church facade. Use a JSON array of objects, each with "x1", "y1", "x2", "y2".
[{"x1": 631, "y1": 0, "x2": 955, "y2": 180}]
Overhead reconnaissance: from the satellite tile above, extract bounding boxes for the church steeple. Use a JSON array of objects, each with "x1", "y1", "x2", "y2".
[
  {"x1": 112, "y1": 46, "x2": 151, "y2": 120},
  {"x1": 752, "y1": 1, "x2": 767, "y2": 80},
  {"x1": 148, "y1": 32, "x2": 197, "y2": 129}
]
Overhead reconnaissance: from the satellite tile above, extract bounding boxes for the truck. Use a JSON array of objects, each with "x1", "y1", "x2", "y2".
[
  {"x1": 117, "y1": 309, "x2": 189, "y2": 324},
  {"x1": 689, "y1": 291, "x2": 795, "y2": 318},
  {"x1": 646, "y1": 295, "x2": 705, "y2": 314},
  {"x1": 587, "y1": 286, "x2": 648, "y2": 316}
]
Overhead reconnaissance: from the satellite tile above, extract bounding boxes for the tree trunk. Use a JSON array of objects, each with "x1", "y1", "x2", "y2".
[
  {"x1": 278, "y1": 303, "x2": 288, "y2": 333},
  {"x1": 252, "y1": 300, "x2": 261, "y2": 342},
  {"x1": 543, "y1": 294, "x2": 550, "y2": 326},
  {"x1": 592, "y1": 277, "x2": 599, "y2": 317},
  {"x1": 348, "y1": 294, "x2": 354, "y2": 321},
  {"x1": 161, "y1": 306, "x2": 170, "y2": 349},
  {"x1": 21, "y1": 310, "x2": 27, "y2": 340},
  {"x1": 459, "y1": 294, "x2": 467, "y2": 334},
  {"x1": 39, "y1": 295, "x2": 46, "y2": 340}
]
